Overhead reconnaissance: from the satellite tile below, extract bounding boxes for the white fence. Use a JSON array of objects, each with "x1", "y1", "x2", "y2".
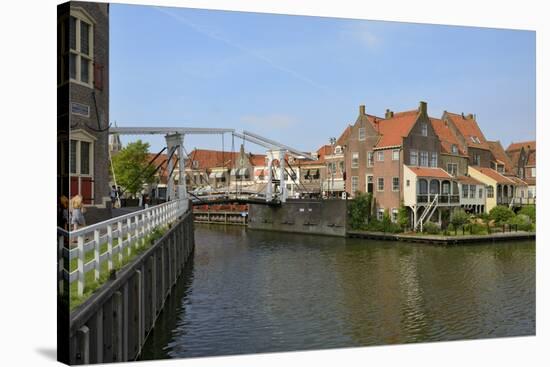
[{"x1": 59, "y1": 199, "x2": 189, "y2": 297}]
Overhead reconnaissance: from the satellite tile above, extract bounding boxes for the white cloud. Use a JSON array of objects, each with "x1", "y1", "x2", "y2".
[
  {"x1": 240, "y1": 114, "x2": 296, "y2": 129},
  {"x1": 341, "y1": 23, "x2": 381, "y2": 48}
]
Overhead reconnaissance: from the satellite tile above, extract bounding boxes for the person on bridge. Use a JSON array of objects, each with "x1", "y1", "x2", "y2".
[{"x1": 70, "y1": 195, "x2": 86, "y2": 231}]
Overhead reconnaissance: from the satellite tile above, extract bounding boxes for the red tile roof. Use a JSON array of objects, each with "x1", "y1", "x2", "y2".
[
  {"x1": 336, "y1": 125, "x2": 352, "y2": 146},
  {"x1": 473, "y1": 167, "x2": 515, "y2": 184},
  {"x1": 445, "y1": 112, "x2": 490, "y2": 150},
  {"x1": 406, "y1": 166, "x2": 453, "y2": 179},
  {"x1": 430, "y1": 117, "x2": 467, "y2": 156},
  {"x1": 298, "y1": 145, "x2": 330, "y2": 166},
  {"x1": 505, "y1": 175, "x2": 528, "y2": 186},
  {"x1": 186, "y1": 149, "x2": 239, "y2": 169},
  {"x1": 487, "y1": 141, "x2": 513, "y2": 173},
  {"x1": 506, "y1": 140, "x2": 536, "y2": 152},
  {"x1": 456, "y1": 175, "x2": 484, "y2": 185},
  {"x1": 373, "y1": 110, "x2": 419, "y2": 149},
  {"x1": 249, "y1": 154, "x2": 267, "y2": 167}
]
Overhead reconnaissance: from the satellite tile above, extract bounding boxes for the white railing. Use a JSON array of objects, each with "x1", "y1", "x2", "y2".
[
  {"x1": 417, "y1": 194, "x2": 439, "y2": 232},
  {"x1": 59, "y1": 199, "x2": 189, "y2": 297}
]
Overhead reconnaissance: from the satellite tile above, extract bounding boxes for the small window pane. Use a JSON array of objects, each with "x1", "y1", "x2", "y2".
[
  {"x1": 69, "y1": 53, "x2": 76, "y2": 79},
  {"x1": 80, "y1": 21, "x2": 90, "y2": 55},
  {"x1": 81, "y1": 58, "x2": 89, "y2": 83},
  {"x1": 80, "y1": 141, "x2": 90, "y2": 174},
  {"x1": 69, "y1": 17, "x2": 77, "y2": 50},
  {"x1": 70, "y1": 140, "x2": 77, "y2": 174}
]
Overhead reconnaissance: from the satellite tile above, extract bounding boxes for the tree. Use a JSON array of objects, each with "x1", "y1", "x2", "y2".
[
  {"x1": 518, "y1": 205, "x2": 535, "y2": 223},
  {"x1": 397, "y1": 202, "x2": 410, "y2": 230},
  {"x1": 111, "y1": 140, "x2": 156, "y2": 196},
  {"x1": 488, "y1": 205, "x2": 515, "y2": 225},
  {"x1": 349, "y1": 192, "x2": 372, "y2": 229},
  {"x1": 450, "y1": 209, "x2": 470, "y2": 228}
]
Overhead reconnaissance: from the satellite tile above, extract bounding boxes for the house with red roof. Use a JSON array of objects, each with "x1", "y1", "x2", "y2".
[
  {"x1": 506, "y1": 140, "x2": 536, "y2": 199},
  {"x1": 430, "y1": 117, "x2": 469, "y2": 177},
  {"x1": 323, "y1": 125, "x2": 350, "y2": 197},
  {"x1": 487, "y1": 140, "x2": 514, "y2": 174}
]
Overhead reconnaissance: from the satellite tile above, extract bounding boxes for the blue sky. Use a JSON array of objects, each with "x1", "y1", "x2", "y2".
[{"x1": 110, "y1": 4, "x2": 535, "y2": 154}]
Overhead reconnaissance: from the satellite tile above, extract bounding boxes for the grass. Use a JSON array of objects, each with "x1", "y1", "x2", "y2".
[{"x1": 68, "y1": 226, "x2": 168, "y2": 311}]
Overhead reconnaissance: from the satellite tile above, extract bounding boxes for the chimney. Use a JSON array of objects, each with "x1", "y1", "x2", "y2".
[
  {"x1": 466, "y1": 113, "x2": 474, "y2": 120},
  {"x1": 461, "y1": 112, "x2": 465, "y2": 118},
  {"x1": 419, "y1": 101, "x2": 427, "y2": 115},
  {"x1": 385, "y1": 109, "x2": 394, "y2": 119},
  {"x1": 359, "y1": 105, "x2": 366, "y2": 115}
]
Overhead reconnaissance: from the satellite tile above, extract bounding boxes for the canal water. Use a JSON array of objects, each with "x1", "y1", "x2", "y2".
[{"x1": 140, "y1": 224, "x2": 535, "y2": 360}]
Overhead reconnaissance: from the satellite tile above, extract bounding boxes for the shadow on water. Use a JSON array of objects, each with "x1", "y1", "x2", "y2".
[{"x1": 139, "y1": 256, "x2": 196, "y2": 361}]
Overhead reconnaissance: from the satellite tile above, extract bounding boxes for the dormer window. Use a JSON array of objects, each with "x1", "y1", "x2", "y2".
[
  {"x1": 451, "y1": 144, "x2": 458, "y2": 154},
  {"x1": 334, "y1": 146, "x2": 342, "y2": 154},
  {"x1": 192, "y1": 160, "x2": 199, "y2": 169},
  {"x1": 470, "y1": 136, "x2": 480, "y2": 144}
]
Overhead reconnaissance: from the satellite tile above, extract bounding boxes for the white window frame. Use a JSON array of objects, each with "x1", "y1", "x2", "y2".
[
  {"x1": 377, "y1": 151, "x2": 384, "y2": 162},
  {"x1": 68, "y1": 8, "x2": 95, "y2": 88},
  {"x1": 421, "y1": 122, "x2": 428, "y2": 136},
  {"x1": 531, "y1": 167, "x2": 536, "y2": 177},
  {"x1": 358, "y1": 127, "x2": 366, "y2": 141},
  {"x1": 367, "y1": 151, "x2": 374, "y2": 167},
  {"x1": 377, "y1": 209, "x2": 385, "y2": 221},
  {"x1": 451, "y1": 144, "x2": 458, "y2": 154},
  {"x1": 419, "y1": 151, "x2": 429, "y2": 167},
  {"x1": 377, "y1": 177, "x2": 384, "y2": 192},
  {"x1": 391, "y1": 208, "x2": 398, "y2": 223},
  {"x1": 351, "y1": 152, "x2": 359, "y2": 168},
  {"x1": 392, "y1": 177, "x2": 399, "y2": 191},
  {"x1": 70, "y1": 129, "x2": 96, "y2": 200},
  {"x1": 392, "y1": 149, "x2": 399, "y2": 161},
  {"x1": 447, "y1": 163, "x2": 458, "y2": 176},
  {"x1": 410, "y1": 149, "x2": 418, "y2": 165},
  {"x1": 430, "y1": 152, "x2": 438, "y2": 167},
  {"x1": 469, "y1": 184, "x2": 475, "y2": 199}
]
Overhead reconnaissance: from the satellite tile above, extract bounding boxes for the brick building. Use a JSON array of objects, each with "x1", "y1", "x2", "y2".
[
  {"x1": 506, "y1": 141, "x2": 536, "y2": 198},
  {"x1": 58, "y1": 1, "x2": 110, "y2": 206}
]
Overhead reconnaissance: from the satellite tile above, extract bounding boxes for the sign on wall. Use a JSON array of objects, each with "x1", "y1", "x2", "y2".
[{"x1": 71, "y1": 102, "x2": 90, "y2": 117}]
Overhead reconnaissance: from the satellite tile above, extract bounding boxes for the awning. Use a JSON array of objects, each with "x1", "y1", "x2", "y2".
[
  {"x1": 209, "y1": 172, "x2": 216, "y2": 178},
  {"x1": 304, "y1": 169, "x2": 310, "y2": 177},
  {"x1": 238, "y1": 168, "x2": 248, "y2": 176},
  {"x1": 230, "y1": 168, "x2": 237, "y2": 175},
  {"x1": 215, "y1": 172, "x2": 224, "y2": 178}
]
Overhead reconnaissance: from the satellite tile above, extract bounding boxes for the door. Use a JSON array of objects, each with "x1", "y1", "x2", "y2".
[{"x1": 367, "y1": 175, "x2": 374, "y2": 194}]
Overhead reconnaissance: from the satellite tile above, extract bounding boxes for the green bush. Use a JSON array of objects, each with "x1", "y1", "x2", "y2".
[
  {"x1": 518, "y1": 205, "x2": 536, "y2": 223},
  {"x1": 509, "y1": 214, "x2": 534, "y2": 231},
  {"x1": 349, "y1": 192, "x2": 372, "y2": 229},
  {"x1": 469, "y1": 223, "x2": 486, "y2": 235},
  {"x1": 397, "y1": 203, "x2": 410, "y2": 230},
  {"x1": 366, "y1": 218, "x2": 384, "y2": 232},
  {"x1": 450, "y1": 209, "x2": 470, "y2": 228},
  {"x1": 423, "y1": 221, "x2": 440, "y2": 235},
  {"x1": 489, "y1": 205, "x2": 516, "y2": 225}
]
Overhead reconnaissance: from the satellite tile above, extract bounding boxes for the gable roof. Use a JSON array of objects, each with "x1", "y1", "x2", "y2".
[
  {"x1": 505, "y1": 175, "x2": 528, "y2": 186},
  {"x1": 248, "y1": 154, "x2": 267, "y2": 167},
  {"x1": 445, "y1": 112, "x2": 490, "y2": 150},
  {"x1": 299, "y1": 145, "x2": 330, "y2": 166},
  {"x1": 456, "y1": 175, "x2": 484, "y2": 185},
  {"x1": 406, "y1": 166, "x2": 453, "y2": 179},
  {"x1": 472, "y1": 167, "x2": 516, "y2": 184},
  {"x1": 186, "y1": 149, "x2": 239, "y2": 169},
  {"x1": 506, "y1": 140, "x2": 536, "y2": 152},
  {"x1": 336, "y1": 125, "x2": 352, "y2": 146},
  {"x1": 430, "y1": 117, "x2": 467, "y2": 156},
  {"x1": 487, "y1": 141, "x2": 514, "y2": 173},
  {"x1": 373, "y1": 110, "x2": 419, "y2": 149}
]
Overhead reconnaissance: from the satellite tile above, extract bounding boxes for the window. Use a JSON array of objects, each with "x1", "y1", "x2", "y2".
[
  {"x1": 192, "y1": 160, "x2": 199, "y2": 169},
  {"x1": 473, "y1": 154, "x2": 481, "y2": 166},
  {"x1": 496, "y1": 164, "x2": 504, "y2": 173},
  {"x1": 358, "y1": 128, "x2": 366, "y2": 141},
  {"x1": 367, "y1": 151, "x2": 374, "y2": 167},
  {"x1": 470, "y1": 185, "x2": 475, "y2": 198},
  {"x1": 80, "y1": 141, "x2": 90, "y2": 175},
  {"x1": 70, "y1": 140, "x2": 77, "y2": 174},
  {"x1": 487, "y1": 186, "x2": 494, "y2": 198},
  {"x1": 442, "y1": 182, "x2": 450, "y2": 194},
  {"x1": 419, "y1": 151, "x2": 428, "y2": 166},
  {"x1": 430, "y1": 152, "x2": 438, "y2": 167},
  {"x1": 334, "y1": 146, "x2": 342, "y2": 154},
  {"x1": 392, "y1": 149, "x2": 399, "y2": 161},
  {"x1": 377, "y1": 151, "x2": 384, "y2": 161},
  {"x1": 406, "y1": 179, "x2": 410, "y2": 187},
  {"x1": 462, "y1": 184, "x2": 469, "y2": 198},
  {"x1": 410, "y1": 150, "x2": 418, "y2": 165},
  {"x1": 531, "y1": 167, "x2": 536, "y2": 177},
  {"x1": 451, "y1": 144, "x2": 458, "y2": 154},
  {"x1": 479, "y1": 188, "x2": 483, "y2": 198},
  {"x1": 377, "y1": 209, "x2": 385, "y2": 221},
  {"x1": 351, "y1": 176, "x2": 359, "y2": 194},
  {"x1": 421, "y1": 123, "x2": 428, "y2": 136},
  {"x1": 64, "y1": 12, "x2": 94, "y2": 87},
  {"x1": 377, "y1": 177, "x2": 385, "y2": 191},
  {"x1": 391, "y1": 208, "x2": 398, "y2": 223},
  {"x1": 351, "y1": 152, "x2": 359, "y2": 168},
  {"x1": 447, "y1": 163, "x2": 458, "y2": 176},
  {"x1": 392, "y1": 177, "x2": 399, "y2": 191},
  {"x1": 339, "y1": 161, "x2": 344, "y2": 173}
]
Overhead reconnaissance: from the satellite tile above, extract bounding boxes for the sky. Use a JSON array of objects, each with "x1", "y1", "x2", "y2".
[{"x1": 110, "y1": 4, "x2": 536, "y2": 154}]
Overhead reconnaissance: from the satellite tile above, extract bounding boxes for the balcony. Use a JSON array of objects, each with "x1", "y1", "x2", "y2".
[{"x1": 416, "y1": 194, "x2": 460, "y2": 205}]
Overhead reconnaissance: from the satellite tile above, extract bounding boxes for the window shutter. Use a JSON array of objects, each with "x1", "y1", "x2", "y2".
[{"x1": 94, "y1": 63, "x2": 104, "y2": 90}]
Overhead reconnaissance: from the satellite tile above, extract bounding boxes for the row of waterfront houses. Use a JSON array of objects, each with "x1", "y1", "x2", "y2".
[{"x1": 109, "y1": 101, "x2": 536, "y2": 227}]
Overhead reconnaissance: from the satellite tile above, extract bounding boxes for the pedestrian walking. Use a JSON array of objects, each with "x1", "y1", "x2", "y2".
[{"x1": 70, "y1": 194, "x2": 86, "y2": 231}]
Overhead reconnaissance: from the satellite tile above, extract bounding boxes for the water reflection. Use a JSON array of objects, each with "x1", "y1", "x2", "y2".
[{"x1": 140, "y1": 225, "x2": 535, "y2": 360}]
